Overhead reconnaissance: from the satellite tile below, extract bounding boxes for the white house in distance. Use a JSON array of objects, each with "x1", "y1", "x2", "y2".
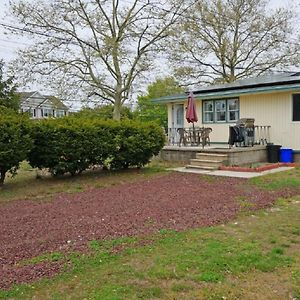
[
  {"x1": 152, "y1": 72, "x2": 300, "y2": 163},
  {"x1": 19, "y1": 91, "x2": 69, "y2": 119}
]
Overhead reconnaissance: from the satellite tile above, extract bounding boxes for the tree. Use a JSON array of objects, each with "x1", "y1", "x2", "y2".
[
  {"x1": 170, "y1": 0, "x2": 300, "y2": 84},
  {"x1": 0, "y1": 107, "x2": 33, "y2": 185},
  {"x1": 0, "y1": 61, "x2": 20, "y2": 111},
  {"x1": 135, "y1": 77, "x2": 184, "y2": 129},
  {"x1": 10, "y1": 0, "x2": 191, "y2": 120},
  {"x1": 75, "y1": 104, "x2": 134, "y2": 120}
]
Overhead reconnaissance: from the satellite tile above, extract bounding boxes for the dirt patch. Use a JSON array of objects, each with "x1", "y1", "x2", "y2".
[{"x1": 0, "y1": 172, "x2": 299, "y2": 289}]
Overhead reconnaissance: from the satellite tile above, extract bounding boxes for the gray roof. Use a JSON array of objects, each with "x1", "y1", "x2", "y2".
[
  {"x1": 44, "y1": 95, "x2": 69, "y2": 110},
  {"x1": 193, "y1": 72, "x2": 300, "y2": 95},
  {"x1": 18, "y1": 91, "x2": 37, "y2": 100},
  {"x1": 152, "y1": 72, "x2": 300, "y2": 103}
]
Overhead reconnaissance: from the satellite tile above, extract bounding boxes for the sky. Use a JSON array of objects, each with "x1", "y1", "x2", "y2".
[
  {"x1": 0, "y1": 0, "x2": 299, "y2": 106},
  {"x1": 1, "y1": 0, "x2": 298, "y2": 62}
]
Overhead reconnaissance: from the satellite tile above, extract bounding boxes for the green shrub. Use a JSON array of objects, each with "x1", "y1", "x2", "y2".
[
  {"x1": 108, "y1": 121, "x2": 165, "y2": 169},
  {"x1": 0, "y1": 107, "x2": 33, "y2": 185},
  {"x1": 29, "y1": 117, "x2": 165, "y2": 176}
]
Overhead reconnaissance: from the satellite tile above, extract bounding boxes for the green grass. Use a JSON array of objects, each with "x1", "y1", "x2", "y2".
[
  {"x1": 19, "y1": 252, "x2": 65, "y2": 267},
  {"x1": 1, "y1": 195, "x2": 300, "y2": 299},
  {"x1": 250, "y1": 166, "x2": 300, "y2": 190},
  {"x1": 1, "y1": 164, "x2": 300, "y2": 299},
  {"x1": 0, "y1": 160, "x2": 182, "y2": 203}
]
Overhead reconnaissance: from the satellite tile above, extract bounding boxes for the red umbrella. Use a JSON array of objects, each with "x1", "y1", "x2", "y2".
[
  {"x1": 186, "y1": 92, "x2": 198, "y2": 145},
  {"x1": 186, "y1": 92, "x2": 198, "y2": 123}
]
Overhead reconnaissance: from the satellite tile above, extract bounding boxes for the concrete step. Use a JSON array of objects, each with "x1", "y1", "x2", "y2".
[
  {"x1": 196, "y1": 153, "x2": 228, "y2": 161},
  {"x1": 189, "y1": 159, "x2": 223, "y2": 168},
  {"x1": 186, "y1": 165, "x2": 218, "y2": 170}
]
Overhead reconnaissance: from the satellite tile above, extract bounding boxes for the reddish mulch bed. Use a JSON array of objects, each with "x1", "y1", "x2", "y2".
[
  {"x1": 0, "y1": 172, "x2": 299, "y2": 289},
  {"x1": 219, "y1": 162, "x2": 299, "y2": 172}
]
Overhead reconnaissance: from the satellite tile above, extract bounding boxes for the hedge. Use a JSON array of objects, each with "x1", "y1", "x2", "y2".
[
  {"x1": 0, "y1": 107, "x2": 33, "y2": 185},
  {"x1": 29, "y1": 117, "x2": 165, "y2": 176}
]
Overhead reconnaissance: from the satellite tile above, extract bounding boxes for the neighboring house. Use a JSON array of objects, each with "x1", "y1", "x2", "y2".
[
  {"x1": 19, "y1": 91, "x2": 69, "y2": 119},
  {"x1": 152, "y1": 72, "x2": 300, "y2": 151}
]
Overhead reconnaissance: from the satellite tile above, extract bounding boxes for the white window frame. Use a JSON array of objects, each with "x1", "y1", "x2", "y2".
[
  {"x1": 56, "y1": 110, "x2": 65, "y2": 118},
  {"x1": 227, "y1": 98, "x2": 239, "y2": 122},
  {"x1": 203, "y1": 100, "x2": 214, "y2": 123},
  {"x1": 214, "y1": 100, "x2": 227, "y2": 123},
  {"x1": 203, "y1": 98, "x2": 239, "y2": 124},
  {"x1": 43, "y1": 108, "x2": 54, "y2": 117}
]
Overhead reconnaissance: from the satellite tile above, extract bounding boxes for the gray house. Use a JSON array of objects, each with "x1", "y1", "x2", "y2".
[{"x1": 19, "y1": 91, "x2": 69, "y2": 119}]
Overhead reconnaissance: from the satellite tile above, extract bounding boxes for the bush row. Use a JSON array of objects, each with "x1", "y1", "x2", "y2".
[
  {"x1": 27, "y1": 116, "x2": 165, "y2": 176},
  {"x1": 0, "y1": 107, "x2": 33, "y2": 185},
  {"x1": 0, "y1": 112, "x2": 165, "y2": 183}
]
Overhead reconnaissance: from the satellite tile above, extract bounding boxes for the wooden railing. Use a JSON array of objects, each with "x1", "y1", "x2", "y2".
[
  {"x1": 254, "y1": 125, "x2": 271, "y2": 145},
  {"x1": 167, "y1": 125, "x2": 271, "y2": 147},
  {"x1": 167, "y1": 127, "x2": 212, "y2": 147}
]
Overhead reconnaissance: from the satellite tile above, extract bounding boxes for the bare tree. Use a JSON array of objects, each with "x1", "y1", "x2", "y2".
[
  {"x1": 170, "y1": 0, "x2": 300, "y2": 85},
  {"x1": 9, "y1": 0, "x2": 191, "y2": 119}
]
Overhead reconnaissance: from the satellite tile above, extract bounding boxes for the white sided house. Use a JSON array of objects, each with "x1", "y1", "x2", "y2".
[
  {"x1": 153, "y1": 72, "x2": 300, "y2": 165},
  {"x1": 19, "y1": 91, "x2": 69, "y2": 119}
]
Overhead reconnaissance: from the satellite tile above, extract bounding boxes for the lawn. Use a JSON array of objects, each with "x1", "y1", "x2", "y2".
[{"x1": 0, "y1": 164, "x2": 300, "y2": 299}]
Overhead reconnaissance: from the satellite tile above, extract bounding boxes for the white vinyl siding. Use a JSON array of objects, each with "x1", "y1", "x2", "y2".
[{"x1": 240, "y1": 91, "x2": 300, "y2": 149}]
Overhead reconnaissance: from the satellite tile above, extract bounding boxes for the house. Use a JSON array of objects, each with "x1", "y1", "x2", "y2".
[
  {"x1": 152, "y1": 72, "x2": 300, "y2": 163},
  {"x1": 19, "y1": 91, "x2": 69, "y2": 119}
]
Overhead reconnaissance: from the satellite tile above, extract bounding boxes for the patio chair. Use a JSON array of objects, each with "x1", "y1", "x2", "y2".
[
  {"x1": 177, "y1": 128, "x2": 188, "y2": 147},
  {"x1": 199, "y1": 127, "x2": 212, "y2": 148}
]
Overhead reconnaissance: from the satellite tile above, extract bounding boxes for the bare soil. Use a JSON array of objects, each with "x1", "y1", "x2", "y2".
[{"x1": 0, "y1": 172, "x2": 298, "y2": 289}]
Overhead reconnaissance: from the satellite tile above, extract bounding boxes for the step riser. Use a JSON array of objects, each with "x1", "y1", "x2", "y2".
[
  {"x1": 189, "y1": 161, "x2": 222, "y2": 168},
  {"x1": 186, "y1": 165, "x2": 218, "y2": 170},
  {"x1": 187, "y1": 152, "x2": 229, "y2": 170},
  {"x1": 196, "y1": 154, "x2": 228, "y2": 161}
]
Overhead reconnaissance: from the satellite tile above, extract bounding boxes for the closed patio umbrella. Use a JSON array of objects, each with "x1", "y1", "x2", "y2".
[
  {"x1": 186, "y1": 92, "x2": 198, "y2": 144},
  {"x1": 186, "y1": 92, "x2": 198, "y2": 123}
]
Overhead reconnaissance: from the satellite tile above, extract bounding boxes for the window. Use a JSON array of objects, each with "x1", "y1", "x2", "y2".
[
  {"x1": 292, "y1": 94, "x2": 300, "y2": 121},
  {"x1": 56, "y1": 110, "x2": 65, "y2": 117},
  {"x1": 43, "y1": 109, "x2": 53, "y2": 117},
  {"x1": 215, "y1": 100, "x2": 226, "y2": 122},
  {"x1": 176, "y1": 105, "x2": 184, "y2": 127},
  {"x1": 203, "y1": 98, "x2": 239, "y2": 123},
  {"x1": 227, "y1": 99, "x2": 239, "y2": 121},
  {"x1": 203, "y1": 101, "x2": 214, "y2": 123},
  {"x1": 28, "y1": 108, "x2": 36, "y2": 118}
]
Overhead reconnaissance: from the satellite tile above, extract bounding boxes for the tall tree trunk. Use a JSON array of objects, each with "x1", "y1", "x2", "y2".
[
  {"x1": 113, "y1": 96, "x2": 122, "y2": 121},
  {"x1": 0, "y1": 168, "x2": 6, "y2": 186}
]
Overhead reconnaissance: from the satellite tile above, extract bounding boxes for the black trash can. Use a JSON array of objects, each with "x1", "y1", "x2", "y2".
[{"x1": 266, "y1": 144, "x2": 282, "y2": 163}]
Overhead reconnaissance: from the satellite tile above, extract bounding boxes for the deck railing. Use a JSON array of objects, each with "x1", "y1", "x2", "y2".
[
  {"x1": 167, "y1": 125, "x2": 271, "y2": 147},
  {"x1": 167, "y1": 127, "x2": 212, "y2": 147},
  {"x1": 254, "y1": 125, "x2": 271, "y2": 145}
]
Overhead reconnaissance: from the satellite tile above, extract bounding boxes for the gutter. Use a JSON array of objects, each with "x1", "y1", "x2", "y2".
[{"x1": 151, "y1": 83, "x2": 300, "y2": 104}]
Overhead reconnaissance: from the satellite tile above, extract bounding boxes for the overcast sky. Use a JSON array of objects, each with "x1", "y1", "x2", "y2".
[{"x1": 0, "y1": 0, "x2": 299, "y2": 100}]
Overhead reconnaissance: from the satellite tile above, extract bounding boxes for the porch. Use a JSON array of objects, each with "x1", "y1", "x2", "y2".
[{"x1": 160, "y1": 145, "x2": 268, "y2": 167}]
